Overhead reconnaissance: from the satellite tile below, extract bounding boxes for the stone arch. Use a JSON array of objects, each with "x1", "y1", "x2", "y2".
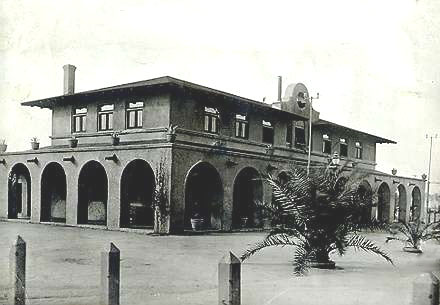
[
  {"x1": 395, "y1": 184, "x2": 407, "y2": 222},
  {"x1": 41, "y1": 162, "x2": 67, "y2": 223},
  {"x1": 8, "y1": 163, "x2": 31, "y2": 219},
  {"x1": 184, "y1": 161, "x2": 223, "y2": 230},
  {"x1": 78, "y1": 161, "x2": 108, "y2": 225},
  {"x1": 357, "y1": 180, "x2": 373, "y2": 222},
  {"x1": 410, "y1": 186, "x2": 422, "y2": 221},
  {"x1": 120, "y1": 159, "x2": 155, "y2": 228},
  {"x1": 232, "y1": 167, "x2": 263, "y2": 229},
  {"x1": 377, "y1": 182, "x2": 391, "y2": 223}
]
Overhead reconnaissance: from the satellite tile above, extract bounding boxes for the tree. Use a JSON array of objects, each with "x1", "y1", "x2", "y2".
[
  {"x1": 386, "y1": 220, "x2": 440, "y2": 253},
  {"x1": 241, "y1": 166, "x2": 393, "y2": 275}
]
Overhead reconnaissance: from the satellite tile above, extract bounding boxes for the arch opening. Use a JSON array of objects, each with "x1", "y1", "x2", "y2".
[
  {"x1": 78, "y1": 161, "x2": 108, "y2": 225},
  {"x1": 357, "y1": 180, "x2": 373, "y2": 223},
  {"x1": 184, "y1": 162, "x2": 223, "y2": 230},
  {"x1": 410, "y1": 187, "x2": 422, "y2": 222},
  {"x1": 395, "y1": 185, "x2": 407, "y2": 222},
  {"x1": 41, "y1": 163, "x2": 67, "y2": 223},
  {"x1": 377, "y1": 182, "x2": 391, "y2": 223},
  {"x1": 8, "y1": 163, "x2": 31, "y2": 219},
  {"x1": 232, "y1": 167, "x2": 263, "y2": 229},
  {"x1": 120, "y1": 159, "x2": 155, "y2": 228}
]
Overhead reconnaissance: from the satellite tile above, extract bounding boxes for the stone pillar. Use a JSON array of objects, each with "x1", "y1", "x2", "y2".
[
  {"x1": 101, "y1": 243, "x2": 120, "y2": 305},
  {"x1": 30, "y1": 170, "x2": 40, "y2": 223},
  {"x1": 218, "y1": 251, "x2": 241, "y2": 305},
  {"x1": 106, "y1": 168, "x2": 121, "y2": 230},
  {"x1": 66, "y1": 170, "x2": 78, "y2": 225},
  {"x1": 9, "y1": 236, "x2": 26, "y2": 305},
  {"x1": 412, "y1": 273, "x2": 434, "y2": 305},
  {"x1": 18, "y1": 177, "x2": 28, "y2": 218}
]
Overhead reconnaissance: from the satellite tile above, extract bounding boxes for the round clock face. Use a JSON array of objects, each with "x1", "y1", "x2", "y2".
[{"x1": 296, "y1": 92, "x2": 307, "y2": 109}]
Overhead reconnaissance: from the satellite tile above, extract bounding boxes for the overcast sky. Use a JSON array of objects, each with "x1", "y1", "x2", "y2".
[{"x1": 0, "y1": 0, "x2": 439, "y2": 192}]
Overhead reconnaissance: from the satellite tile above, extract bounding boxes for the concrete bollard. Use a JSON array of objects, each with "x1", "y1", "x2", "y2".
[
  {"x1": 101, "y1": 243, "x2": 120, "y2": 305},
  {"x1": 9, "y1": 235, "x2": 26, "y2": 305},
  {"x1": 431, "y1": 271, "x2": 440, "y2": 305},
  {"x1": 218, "y1": 251, "x2": 241, "y2": 305},
  {"x1": 412, "y1": 273, "x2": 435, "y2": 305}
]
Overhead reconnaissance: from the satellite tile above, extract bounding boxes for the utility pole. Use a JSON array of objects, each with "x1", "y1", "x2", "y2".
[
  {"x1": 306, "y1": 93, "x2": 319, "y2": 176},
  {"x1": 426, "y1": 134, "x2": 437, "y2": 216}
]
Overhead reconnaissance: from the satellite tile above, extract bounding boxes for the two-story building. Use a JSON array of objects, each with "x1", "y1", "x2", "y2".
[{"x1": 0, "y1": 65, "x2": 425, "y2": 233}]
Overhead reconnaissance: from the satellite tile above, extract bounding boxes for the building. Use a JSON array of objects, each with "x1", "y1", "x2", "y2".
[{"x1": 0, "y1": 65, "x2": 426, "y2": 233}]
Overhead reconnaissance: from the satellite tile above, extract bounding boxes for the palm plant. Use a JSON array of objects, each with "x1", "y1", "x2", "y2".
[
  {"x1": 241, "y1": 166, "x2": 393, "y2": 275},
  {"x1": 385, "y1": 220, "x2": 440, "y2": 253}
]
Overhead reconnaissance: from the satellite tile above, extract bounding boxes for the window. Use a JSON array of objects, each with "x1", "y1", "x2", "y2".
[
  {"x1": 204, "y1": 107, "x2": 219, "y2": 133},
  {"x1": 355, "y1": 141, "x2": 363, "y2": 159},
  {"x1": 294, "y1": 121, "x2": 306, "y2": 147},
  {"x1": 262, "y1": 120, "x2": 274, "y2": 144},
  {"x1": 339, "y1": 138, "x2": 348, "y2": 157},
  {"x1": 286, "y1": 121, "x2": 293, "y2": 145},
  {"x1": 72, "y1": 107, "x2": 87, "y2": 133},
  {"x1": 235, "y1": 114, "x2": 248, "y2": 139},
  {"x1": 322, "y1": 134, "x2": 331, "y2": 154},
  {"x1": 98, "y1": 104, "x2": 114, "y2": 131},
  {"x1": 126, "y1": 101, "x2": 144, "y2": 129}
]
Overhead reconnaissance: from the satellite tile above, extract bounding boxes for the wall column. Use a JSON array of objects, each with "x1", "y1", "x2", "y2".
[
  {"x1": 65, "y1": 169, "x2": 78, "y2": 225},
  {"x1": 30, "y1": 168, "x2": 41, "y2": 223},
  {"x1": 107, "y1": 165, "x2": 121, "y2": 230}
]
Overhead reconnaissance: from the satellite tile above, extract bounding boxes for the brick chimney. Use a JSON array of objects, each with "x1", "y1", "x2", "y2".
[{"x1": 63, "y1": 64, "x2": 76, "y2": 95}]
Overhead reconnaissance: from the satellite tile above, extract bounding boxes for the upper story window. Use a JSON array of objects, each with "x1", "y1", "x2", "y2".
[
  {"x1": 235, "y1": 114, "x2": 248, "y2": 139},
  {"x1": 322, "y1": 134, "x2": 331, "y2": 154},
  {"x1": 294, "y1": 121, "x2": 306, "y2": 147},
  {"x1": 204, "y1": 107, "x2": 219, "y2": 133},
  {"x1": 355, "y1": 141, "x2": 363, "y2": 159},
  {"x1": 72, "y1": 107, "x2": 87, "y2": 133},
  {"x1": 98, "y1": 104, "x2": 114, "y2": 131},
  {"x1": 262, "y1": 120, "x2": 274, "y2": 144},
  {"x1": 126, "y1": 101, "x2": 144, "y2": 129},
  {"x1": 339, "y1": 138, "x2": 348, "y2": 157}
]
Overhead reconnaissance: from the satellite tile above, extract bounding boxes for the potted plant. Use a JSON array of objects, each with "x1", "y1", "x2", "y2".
[
  {"x1": 386, "y1": 220, "x2": 440, "y2": 253},
  {"x1": 190, "y1": 212, "x2": 205, "y2": 231},
  {"x1": 240, "y1": 217, "x2": 249, "y2": 228},
  {"x1": 0, "y1": 139, "x2": 7, "y2": 153},
  {"x1": 111, "y1": 132, "x2": 120, "y2": 146},
  {"x1": 67, "y1": 135, "x2": 78, "y2": 148},
  {"x1": 30, "y1": 137, "x2": 40, "y2": 150},
  {"x1": 166, "y1": 124, "x2": 178, "y2": 143},
  {"x1": 241, "y1": 167, "x2": 393, "y2": 275},
  {"x1": 265, "y1": 144, "x2": 274, "y2": 155},
  {"x1": 152, "y1": 157, "x2": 170, "y2": 234}
]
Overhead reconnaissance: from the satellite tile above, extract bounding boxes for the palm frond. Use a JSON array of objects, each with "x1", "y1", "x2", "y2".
[
  {"x1": 292, "y1": 243, "x2": 313, "y2": 276},
  {"x1": 240, "y1": 233, "x2": 298, "y2": 261},
  {"x1": 346, "y1": 234, "x2": 393, "y2": 265}
]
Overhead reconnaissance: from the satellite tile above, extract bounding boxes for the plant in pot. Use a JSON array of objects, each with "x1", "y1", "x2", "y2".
[
  {"x1": 166, "y1": 124, "x2": 178, "y2": 143},
  {"x1": 190, "y1": 212, "x2": 204, "y2": 231},
  {"x1": 0, "y1": 139, "x2": 7, "y2": 153},
  {"x1": 241, "y1": 166, "x2": 393, "y2": 275},
  {"x1": 385, "y1": 220, "x2": 440, "y2": 253},
  {"x1": 190, "y1": 200, "x2": 204, "y2": 231},
  {"x1": 30, "y1": 137, "x2": 40, "y2": 150},
  {"x1": 111, "y1": 131, "x2": 120, "y2": 146},
  {"x1": 152, "y1": 157, "x2": 170, "y2": 234},
  {"x1": 67, "y1": 135, "x2": 78, "y2": 148}
]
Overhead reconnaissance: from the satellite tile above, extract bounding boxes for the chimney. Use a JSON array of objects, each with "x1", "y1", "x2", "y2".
[
  {"x1": 63, "y1": 64, "x2": 76, "y2": 95},
  {"x1": 277, "y1": 76, "x2": 282, "y2": 102}
]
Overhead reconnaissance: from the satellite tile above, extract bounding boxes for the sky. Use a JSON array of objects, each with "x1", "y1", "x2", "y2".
[{"x1": 0, "y1": 0, "x2": 439, "y2": 192}]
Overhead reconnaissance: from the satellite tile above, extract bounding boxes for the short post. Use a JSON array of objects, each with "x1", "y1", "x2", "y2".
[
  {"x1": 412, "y1": 273, "x2": 434, "y2": 305},
  {"x1": 101, "y1": 243, "x2": 120, "y2": 305},
  {"x1": 9, "y1": 235, "x2": 26, "y2": 305},
  {"x1": 218, "y1": 251, "x2": 241, "y2": 305}
]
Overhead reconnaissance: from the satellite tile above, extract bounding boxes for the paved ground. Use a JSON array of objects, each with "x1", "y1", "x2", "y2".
[{"x1": 0, "y1": 221, "x2": 439, "y2": 305}]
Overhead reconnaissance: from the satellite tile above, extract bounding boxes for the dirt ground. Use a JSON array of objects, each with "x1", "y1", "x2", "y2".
[{"x1": 0, "y1": 221, "x2": 438, "y2": 305}]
